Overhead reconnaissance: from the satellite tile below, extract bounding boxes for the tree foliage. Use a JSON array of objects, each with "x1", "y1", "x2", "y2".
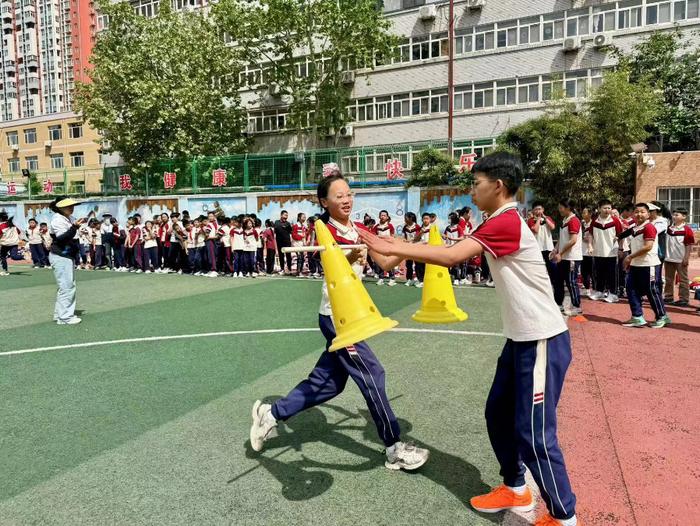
[
  {"x1": 406, "y1": 147, "x2": 462, "y2": 188},
  {"x1": 213, "y1": 0, "x2": 400, "y2": 150},
  {"x1": 499, "y1": 70, "x2": 661, "y2": 210},
  {"x1": 613, "y1": 30, "x2": 700, "y2": 150},
  {"x1": 75, "y1": 0, "x2": 248, "y2": 170}
]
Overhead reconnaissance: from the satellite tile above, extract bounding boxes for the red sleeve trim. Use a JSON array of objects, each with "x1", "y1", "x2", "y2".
[
  {"x1": 567, "y1": 217, "x2": 581, "y2": 235},
  {"x1": 684, "y1": 226, "x2": 696, "y2": 245},
  {"x1": 643, "y1": 223, "x2": 657, "y2": 241}
]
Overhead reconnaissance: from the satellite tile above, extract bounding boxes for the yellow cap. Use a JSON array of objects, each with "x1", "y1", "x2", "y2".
[{"x1": 55, "y1": 198, "x2": 81, "y2": 208}]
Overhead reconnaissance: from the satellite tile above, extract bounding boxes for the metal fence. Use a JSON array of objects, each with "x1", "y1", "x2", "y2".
[{"x1": 1, "y1": 137, "x2": 495, "y2": 200}]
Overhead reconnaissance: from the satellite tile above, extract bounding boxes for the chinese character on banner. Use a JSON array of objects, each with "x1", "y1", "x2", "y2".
[
  {"x1": 459, "y1": 153, "x2": 478, "y2": 172},
  {"x1": 7, "y1": 181, "x2": 16, "y2": 196},
  {"x1": 163, "y1": 172, "x2": 177, "y2": 190},
  {"x1": 384, "y1": 159, "x2": 405, "y2": 180},
  {"x1": 42, "y1": 179, "x2": 54, "y2": 194},
  {"x1": 119, "y1": 175, "x2": 133, "y2": 191},
  {"x1": 212, "y1": 168, "x2": 227, "y2": 187}
]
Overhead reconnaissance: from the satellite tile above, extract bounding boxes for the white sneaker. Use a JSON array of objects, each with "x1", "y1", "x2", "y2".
[
  {"x1": 385, "y1": 442, "x2": 430, "y2": 471},
  {"x1": 177, "y1": 270, "x2": 183, "y2": 275},
  {"x1": 144, "y1": 270, "x2": 152, "y2": 274},
  {"x1": 56, "y1": 316, "x2": 82, "y2": 325},
  {"x1": 589, "y1": 291, "x2": 604, "y2": 301},
  {"x1": 453, "y1": 279, "x2": 460, "y2": 286},
  {"x1": 0, "y1": 271, "x2": 9, "y2": 276},
  {"x1": 486, "y1": 280, "x2": 495, "y2": 288},
  {"x1": 250, "y1": 400, "x2": 277, "y2": 452},
  {"x1": 416, "y1": 282, "x2": 424, "y2": 288},
  {"x1": 564, "y1": 306, "x2": 583, "y2": 316},
  {"x1": 207, "y1": 271, "x2": 218, "y2": 278},
  {"x1": 387, "y1": 279, "x2": 396, "y2": 286},
  {"x1": 134, "y1": 269, "x2": 143, "y2": 274},
  {"x1": 604, "y1": 293, "x2": 619, "y2": 303},
  {"x1": 405, "y1": 280, "x2": 413, "y2": 286},
  {"x1": 376, "y1": 279, "x2": 384, "y2": 286}
]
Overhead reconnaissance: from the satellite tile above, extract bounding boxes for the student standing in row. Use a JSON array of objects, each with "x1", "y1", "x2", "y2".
[
  {"x1": 588, "y1": 200, "x2": 624, "y2": 303},
  {"x1": 402, "y1": 212, "x2": 419, "y2": 286},
  {"x1": 292, "y1": 213, "x2": 307, "y2": 276},
  {"x1": 242, "y1": 217, "x2": 259, "y2": 277},
  {"x1": 551, "y1": 199, "x2": 583, "y2": 316},
  {"x1": 262, "y1": 219, "x2": 277, "y2": 275},
  {"x1": 527, "y1": 202, "x2": 557, "y2": 289},
  {"x1": 0, "y1": 212, "x2": 22, "y2": 276},
  {"x1": 26, "y1": 218, "x2": 49, "y2": 268},
  {"x1": 622, "y1": 203, "x2": 670, "y2": 328},
  {"x1": 374, "y1": 210, "x2": 396, "y2": 286},
  {"x1": 663, "y1": 208, "x2": 695, "y2": 307},
  {"x1": 580, "y1": 207, "x2": 594, "y2": 297}
]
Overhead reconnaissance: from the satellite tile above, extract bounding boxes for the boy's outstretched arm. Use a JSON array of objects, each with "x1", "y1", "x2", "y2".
[{"x1": 359, "y1": 230, "x2": 483, "y2": 268}]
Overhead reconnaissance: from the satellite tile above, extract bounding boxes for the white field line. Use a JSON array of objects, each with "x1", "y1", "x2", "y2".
[{"x1": 1, "y1": 327, "x2": 502, "y2": 357}]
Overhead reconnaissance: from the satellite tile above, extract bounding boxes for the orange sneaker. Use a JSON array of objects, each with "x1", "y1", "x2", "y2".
[
  {"x1": 534, "y1": 514, "x2": 580, "y2": 526},
  {"x1": 470, "y1": 484, "x2": 535, "y2": 513}
]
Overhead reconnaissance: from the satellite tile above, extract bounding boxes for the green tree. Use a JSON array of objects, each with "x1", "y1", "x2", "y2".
[
  {"x1": 75, "y1": 0, "x2": 248, "y2": 174},
  {"x1": 614, "y1": 30, "x2": 700, "y2": 150},
  {"x1": 499, "y1": 70, "x2": 661, "y2": 210},
  {"x1": 406, "y1": 147, "x2": 466, "y2": 188},
  {"x1": 213, "y1": 0, "x2": 400, "y2": 159}
]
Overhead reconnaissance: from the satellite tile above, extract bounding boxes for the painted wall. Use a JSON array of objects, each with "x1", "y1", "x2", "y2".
[{"x1": 2, "y1": 186, "x2": 528, "y2": 230}]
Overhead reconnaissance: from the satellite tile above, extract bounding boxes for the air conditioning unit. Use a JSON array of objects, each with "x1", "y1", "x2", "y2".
[
  {"x1": 418, "y1": 4, "x2": 436, "y2": 20},
  {"x1": 562, "y1": 37, "x2": 581, "y2": 52},
  {"x1": 341, "y1": 71, "x2": 355, "y2": 85},
  {"x1": 10, "y1": 143, "x2": 18, "y2": 151},
  {"x1": 466, "y1": 0, "x2": 485, "y2": 9},
  {"x1": 44, "y1": 140, "x2": 52, "y2": 147},
  {"x1": 593, "y1": 33, "x2": 613, "y2": 48},
  {"x1": 339, "y1": 125, "x2": 354, "y2": 138}
]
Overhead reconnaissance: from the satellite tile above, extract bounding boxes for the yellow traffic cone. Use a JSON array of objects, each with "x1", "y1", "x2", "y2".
[
  {"x1": 412, "y1": 225, "x2": 468, "y2": 324},
  {"x1": 315, "y1": 220, "x2": 398, "y2": 351}
]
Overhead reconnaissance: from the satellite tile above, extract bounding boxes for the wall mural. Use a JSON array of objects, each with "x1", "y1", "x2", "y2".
[
  {"x1": 187, "y1": 197, "x2": 247, "y2": 219},
  {"x1": 125, "y1": 198, "x2": 180, "y2": 221}
]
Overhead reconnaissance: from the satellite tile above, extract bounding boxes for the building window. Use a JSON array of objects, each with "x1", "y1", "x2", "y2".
[
  {"x1": 411, "y1": 91, "x2": 430, "y2": 115},
  {"x1": 473, "y1": 83, "x2": 494, "y2": 108},
  {"x1": 454, "y1": 85, "x2": 473, "y2": 110},
  {"x1": 657, "y1": 187, "x2": 700, "y2": 225},
  {"x1": 50, "y1": 153, "x2": 64, "y2": 169},
  {"x1": 474, "y1": 25, "x2": 495, "y2": 51},
  {"x1": 70, "y1": 151, "x2": 84, "y2": 167},
  {"x1": 618, "y1": 6, "x2": 643, "y2": 29},
  {"x1": 8, "y1": 158, "x2": 20, "y2": 172},
  {"x1": 26, "y1": 155, "x2": 38, "y2": 171},
  {"x1": 68, "y1": 122, "x2": 82, "y2": 139},
  {"x1": 48, "y1": 124, "x2": 62, "y2": 140},
  {"x1": 24, "y1": 128, "x2": 37, "y2": 143},
  {"x1": 6, "y1": 131, "x2": 18, "y2": 146}
]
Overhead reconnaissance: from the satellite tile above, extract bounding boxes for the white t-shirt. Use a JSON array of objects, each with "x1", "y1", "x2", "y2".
[
  {"x1": 319, "y1": 218, "x2": 366, "y2": 317},
  {"x1": 231, "y1": 227, "x2": 245, "y2": 250},
  {"x1": 559, "y1": 214, "x2": 583, "y2": 261},
  {"x1": 665, "y1": 224, "x2": 695, "y2": 263},
  {"x1": 629, "y1": 221, "x2": 660, "y2": 267},
  {"x1": 219, "y1": 225, "x2": 232, "y2": 248},
  {"x1": 527, "y1": 216, "x2": 555, "y2": 252},
  {"x1": 591, "y1": 215, "x2": 624, "y2": 258},
  {"x1": 469, "y1": 202, "x2": 567, "y2": 342}
]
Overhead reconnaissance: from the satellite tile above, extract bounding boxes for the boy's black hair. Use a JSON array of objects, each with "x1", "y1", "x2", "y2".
[
  {"x1": 448, "y1": 212, "x2": 459, "y2": 225},
  {"x1": 634, "y1": 202, "x2": 650, "y2": 211},
  {"x1": 621, "y1": 203, "x2": 635, "y2": 212},
  {"x1": 531, "y1": 200, "x2": 545, "y2": 209},
  {"x1": 265, "y1": 219, "x2": 273, "y2": 227},
  {"x1": 559, "y1": 198, "x2": 577, "y2": 210},
  {"x1": 429, "y1": 213, "x2": 437, "y2": 219},
  {"x1": 672, "y1": 207, "x2": 688, "y2": 216},
  {"x1": 471, "y1": 151, "x2": 523, "y2": 196},
  {"x1": 171, "y1": 212, "x2": 180, "y2": 218},
  {"x1": 182, "y1": 219, "x2": 191, "y2": 227},
  {"x1": 28, "y1": 217, "x2": 37, "y2": 223},
  {"x1": 221, "y1": 217, "x2": 230, "y2": 225},
  {"x1": 281, "y1": 209, "x2": 288, "y2": 215},
  {"x1": 598, "y1": 199, "x2": 613, "y2": 207},
  {"x1": 405, "y1": 212, "x2": 417, "y2": 222},
  {"x1": 460, "y1": 206, "x2": 471, "y2": 215},
  {"x1": 421, "y1": 212, "x2": 431, "y2": 219},
  {"x1": 40, "y1": 222, "x2": 47, "y2": 226}
]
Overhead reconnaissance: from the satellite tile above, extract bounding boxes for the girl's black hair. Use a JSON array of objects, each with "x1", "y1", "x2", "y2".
[
  {"x1": 317, "y1": 172, "x2": 345, "y2": 224},
  {"x1": 379, "y1": 209, "x2": 390, "y2": 221},
  {"x1": 297, "y1": 212, "x2": 306, "y2": 222},
  {"x1": 265, "y1": 219, "x2": 273, "y2": 228},
  {"x1": 559, "y1": 198, "x2": 577, "y2": 211},
  {"x1": 449, "y1": 212, "x2": 459, "y2": 225},
  {"x1": 650, "y1": 200, "x2": 672, "y2": 221},
  {"x1": 405, "y1": 212, "x2": 417, "y2": 223},
  {"x1": 0, "y1": 211, "x2": 13, "y2": 227}
]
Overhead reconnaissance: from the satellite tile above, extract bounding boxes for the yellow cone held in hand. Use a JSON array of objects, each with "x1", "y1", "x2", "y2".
[
  {"x1": 412, "y1": 225, "x2": 468, "y2": 324},
  {"x1": 315, "y1": 220, "x2": 398, "y2": 351}
]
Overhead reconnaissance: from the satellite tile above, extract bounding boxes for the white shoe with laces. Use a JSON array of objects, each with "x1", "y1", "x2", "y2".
[
  {"x1": 376, "y1": 279, "x2": 384, "y2": 286},
  {"x1": 56, "y1": 316, "x2": 82, "y2": 325},
  {"x1": 385, "y1": 442, "x2": 430, "y2": 471},
  {"x1": 387, "y1": 279, "x2": 396, "y2": 286},
  {"x1": 416, "y1": 282, "x2": 424, "y2": 288},
  {"x1": 589, "y1": 291, "x2": 604, "y2": 301},
  {"x1": 250, "y1": 400, "x2": 277, "y2": 452},
  {"x1": 604, "y1": 293, "x2": 619, "y2": 303}
]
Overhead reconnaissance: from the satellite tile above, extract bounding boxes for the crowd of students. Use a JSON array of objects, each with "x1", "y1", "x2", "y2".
[{"x1": 1, "y1": 199, "x2": 697, "y2": 323}]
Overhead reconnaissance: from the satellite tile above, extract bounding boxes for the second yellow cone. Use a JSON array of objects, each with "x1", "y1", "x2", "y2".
[
  {"x1": 315, "y1": 220, "x2": 398, "y2": 351},
  {"x1": 412, "y1": 225, "x2": 468, "y2": 324}
]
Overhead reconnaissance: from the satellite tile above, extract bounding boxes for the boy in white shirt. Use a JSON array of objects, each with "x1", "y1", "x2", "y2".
[
  {"x1": 361, "y1": 152, "x2": 579, "y2": 526},
  {"x1": 622, "y1": 203, "x2": 670, "y2": 328},
  {"x1": 551, "y1": 199, "x2": 583, "y2": 316},
  {"x1": 663, "y1": 208, "x2": 695, "y2": 307},
  {"x1": 588, "y1": 199, "x2": 624, "y2": 303}
]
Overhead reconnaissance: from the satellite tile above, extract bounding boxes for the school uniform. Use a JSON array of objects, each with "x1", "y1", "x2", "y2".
[
  {"x1": 306, "y1": 223, "x2": 320, "y2": 276},
  {"x1": 0, "y1": 221, "x2": 22, "y2": 272},
  {"x1": 554, "y1": 214, "x2": 583, "y2": 309},
  {"x1": 242, "y1": 228, "x2": 259, "y2": 274},
  {"x1": 231, "y1": 226, "x2": 245, "y2": 274},
  {"x1": 402, "y1": 223, "x2": 419, "y2": 280},
  {"x1": 167, "y1": 222, "x2": 185, "y2": 271},
  {"x1": 469, "y1": 202, "x2": 577, "y2": 522},
  {"x1": 664, "y1": 223, "x2": 695, "y2": 303},
  {"x1": 271, "y1": 218, "x2": 401, "y2": 448},
  {"x1": 255, "y1": 226, "x2": 265, "y2": 273},
  {"x1": 26, "y1": 225, "x2": 49, "y2": 267},
  {"x1": 112, "y1": 224, "x2": 125, "y2": 268},
  {"x1": 143, "y1": 228, "x2": 158, "y2": 271},
  {"x1": 415, "y1": 225, "x2": 431, "y2": 282},
  {"x1": 77, "y1": 224, "x2": 91, "y2": 265},
  {"x1": 101, "y1": 220, "x2": 115, "y2": 269},
  {"x1": 186, "y1": 227, "x2": 201, "y2": 273},
  {"x1": 626, "y1": 221, "x2": 666, "y2": 320},
  {"x1": 203, "y1": 220, "x2": 219, "y2": 272},
  {"x1": 218, "y1": 224, "x2": 233, "y2": 274},
  {"x1": 263, "y1": 227, "x2": 277, "y2": 274},
  {"x1": 372, "y1": 222, "x2": 396, "y2": 279},
  {"x1": 444, "y1": 223, "x2": 465, "y2": 281},
  {"x1": 292, "y1": 221, "x2": 308, "y2": 275},
  {"x1": 91, "y1": 227, "x2": 104, "y2": 268},
  {"x1": 581, "y1": 220, "x2": 594, "y2": 290},
  {"x1": 527, "y1": 215, "x2": 556, "y2": 291},
  {"x1": 591, "y1": 215, "x2": 624, "y2": 294},
  {"x1": 40, "y1": 228, "x2": 52, "y2": 256},
  {"x1": 617, "y1": 216, "x2": 636, "y2": 295},
  {"x1": 195, "y1": 227, "x2": 207, "y2": 272},
  {"x1": 158, "y1": 222, "x2": 171, "y2": 268}
]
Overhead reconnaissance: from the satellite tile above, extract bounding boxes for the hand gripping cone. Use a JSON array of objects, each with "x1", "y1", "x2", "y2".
[
  {"x1": 412, "y1": 225, "x2": 468, "y2": 324},
  {"x1": 315, "y1": 220, "x2": 398, "y2": 351}
]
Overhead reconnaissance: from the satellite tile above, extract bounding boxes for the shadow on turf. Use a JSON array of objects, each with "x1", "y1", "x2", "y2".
[{"x1": 232, "y1": 399, "x2": 520, "y2": 524}]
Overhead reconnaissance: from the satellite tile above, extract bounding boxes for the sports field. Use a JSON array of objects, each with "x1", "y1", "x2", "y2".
[{"x1": 1, "y1": 268, "x2": 698, "y2": 525}]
